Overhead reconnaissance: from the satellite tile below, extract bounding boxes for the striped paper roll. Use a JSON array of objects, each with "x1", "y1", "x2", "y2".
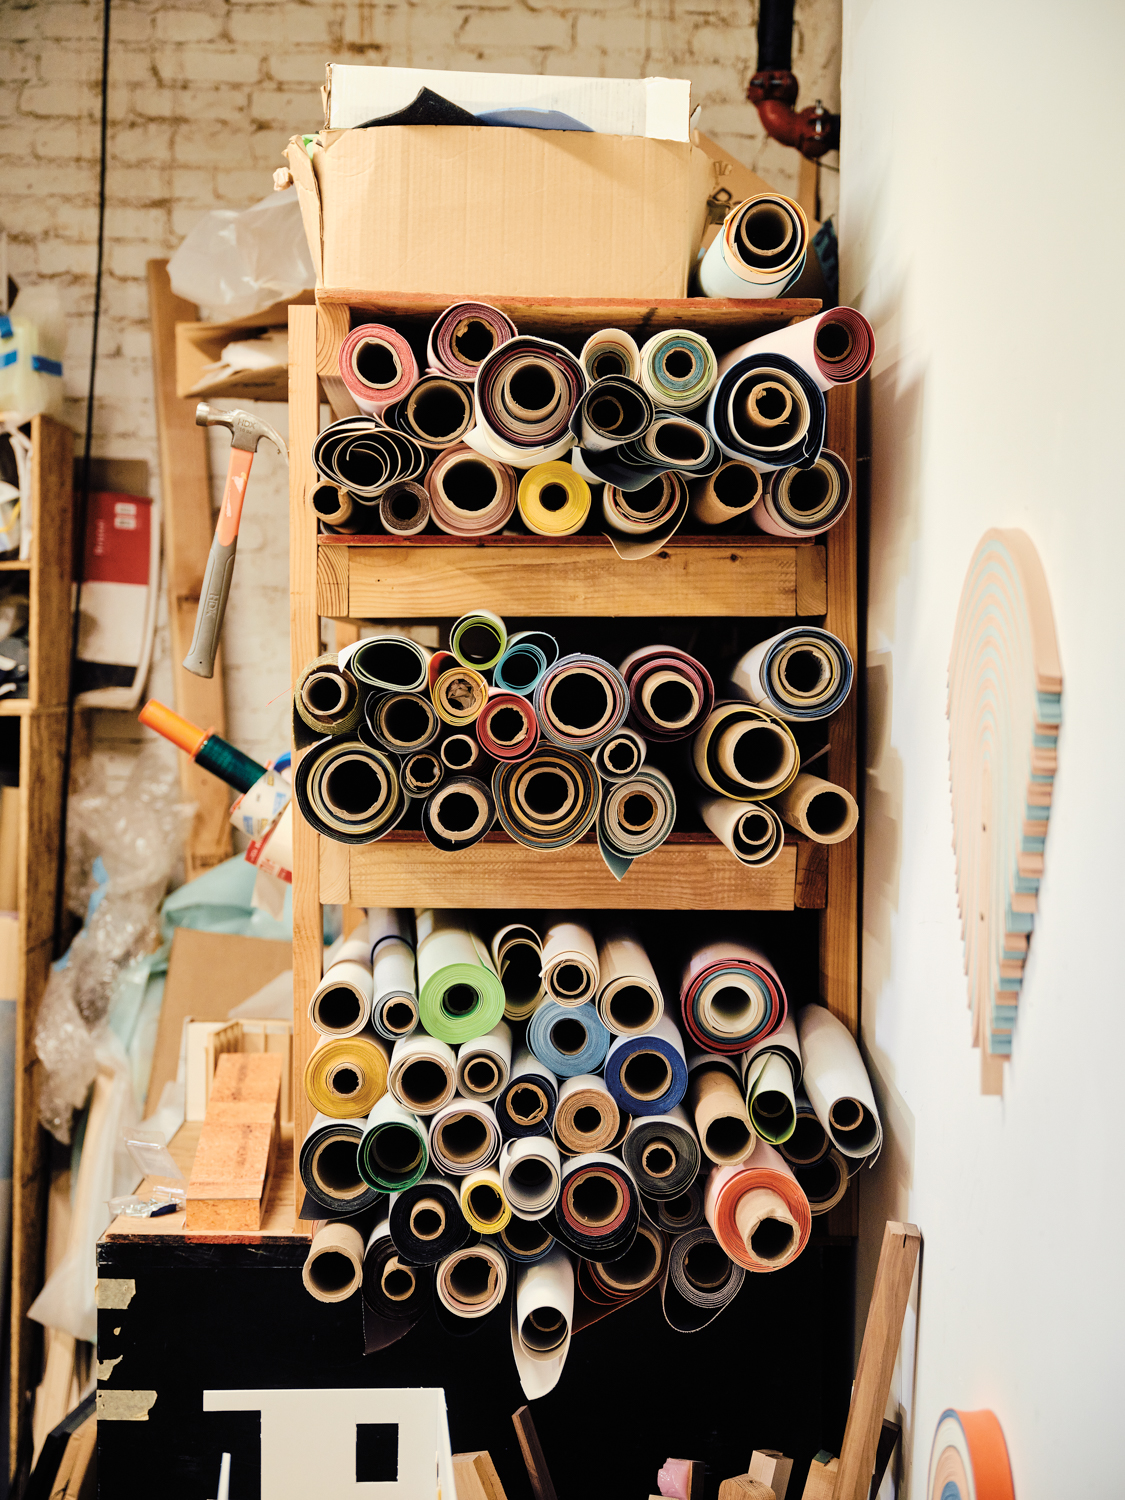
[
  {"x1": 518, "y1": 462, "x2": 591, "y2": 537},
  {"x1": 697, "y1": 193, "x2": 809, "y2": 299},
  {"x1": 471, "y1": 335, "x2": 584, "y2": 465},
  {"x1": 704, "y1": 1148, "x2": 811, "y2": 1271},
  {"x1": 491, "y1": 925, "x2": 546, "y2": 1024},
  {"x1": 689, "y1": 460, "x2": 763, "y2": 527},
  {"x1": 598, "y1": 764, "x2": 677, "y2": 877},
  {"x1": 476, "y1": 693, "x2": 540, "y2": 761},
  {"x1": 428, "y1": 1098, "x2": 502, "y2": 1175},
  {"x1": 706, "y1": 350, "x2": 825, "y2": 471},
  {"x1": 295, "y1": 654, "x2": 361, "y2": 736},
  {"x1": 379, "y1": 479, "x2": 430, "y2": 536},
  {"x1": 491, "y1": 746, "x2": 601, "y2": 850},
  {"x1": 600, "y1": 472, "x2": 689, "y2": 558},
  {"x1": 639, "y1": 329, "x2": 718, "y2": 411},
  {"x1": 738, "y1": 306, "x2": 876, "y2": 391},
  {"x1": 753, "y1": 449, "x2": 851, "y2": 538},
  {"x1": 388, "y1": 1030, "x2": 457, "y2": 1114},
  {"x1": 304, "y1": 1033, "x2": 390, "y2": 1118},
  {"x1": 493, "y1": 631, "x2": 559, "y2": 697},
  {"x1": 551, "y1": 1152, "x2": 639, "y2": 1261},
  {"x1": 299, "y1": 1113, "x2": 380, "y2": 1217},
  {"x1": 570, "y1": 376, "x2": 654, "y2": 451},
  {"x1": 428, "y1": 300, "x2": 518, "y2": 381},
  {"x1": 620, "y1": 644, "x2": 714, "y2": 743},
  {"x1": 604, "y1": 1015, "x2": 687, "y2": 1117},
  {"x1": 591, "y1": 727, "x2": 647, "y2": 783},
  {"x1": 339, "y1": 633, "x2": 429, "y2": 693},
  {"x1": 383, "y1": 375, "x2": 474, "y2": 449},
  {"x1": 927, "y1": 1410, "x2": 1014, "y2": 1500},
  {"x1": 700, "y1": 795, "x2": 786, "y2": 868},
  {"x1": 420, "y1": 775, "x2": 496, "y2": 853},
  {"x1": 731, "y1": 626, "x2": 854, "y2": 722},
  {"x1": 358, "y1": 1092, "x2": 428, "y2": 1192},
  {"x1": 621, "y1": 1106, "x2": 700, "y2": 1199},
  {"x1": 425, "y1": 444, "x2": 517, "y2": 537},
  {"x1": 363, "y1": 690, "x2": 440, "y2": 755},
  {"x1": 527, "y1": 1000, "x2": 612, "y2": 1078},
  {"x1": 680, "y1": 942, "x2": 787, "y2": 1053},
  {"x1": 339, "y1": 323, "x2": 417, "y2": 415},
  {"x1": 552, "y1": 1073, "x2": 620, "y2": 1155},
  {"x1": 692, "y1": 702, "x2": 800, "y2": 801},
  {"x1": 313, "y1": 416, "x2": 427, "y2": 498},
  {"x1": 581, "y1": 328, "x2": 640, "y2": 383},
  {"x1": 293, "y1": 737, "x2": 406, "y2": 843},
  {"x1": 534, "y1": 653, "x2": 629, "y2": 752},
  {"x1": 661, "y1": 1225, "x2": 745, "y2": 1332}
]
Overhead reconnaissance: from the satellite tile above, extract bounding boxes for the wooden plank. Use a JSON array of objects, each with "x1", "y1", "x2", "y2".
[
  {"x1": 343, "y1": 836, "x2": 797, "y2": 911},
  {"x1": 344, "y1": 544, "x2": 798, "y2": 619},
  {"x1": 795, "y1": 543, "x2": 827, "y2": 616},
  {"x1": 794, "y1": 841, "x2": 828, "y2": 909},
  {"x1": 146, "y1": 260, "x2": 232, "y2": 880},
  {"x1": 185, "y1": 1054, "x2": 282, "y2": 1232},
  {"x1": 832, "y1": 1222, "x2": 921, "y2": 1500},
  {"x1": 511, "y1": 1406, "x2": 558, "y2": 1500},
  {"x1": 800, "y1": 1455, "x2": 838, "y2": 1500},
  {"x1": 319, "y1": 836, "x2": 351, "y2": 906},
  {"x1": 316, "y1": 544, "x2": 349, "y2": 619},
  {"x1": 453, "y1": 1453, "x2": 509, "y2": 1500},
  {"x1": 28, "y1": 416, "x2": 73, "y2": 709}
]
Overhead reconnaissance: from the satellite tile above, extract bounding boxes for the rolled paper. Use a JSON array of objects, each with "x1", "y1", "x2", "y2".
[
  {"x1": 491, "y1": 924, "x2": 546, "y2": 1024},
  {"x1": 596, "y1": 933, "x2": 663, "y2": 1036},
  {"x1": 366, "y1": 907, "x2": 413, "y2": 950},
  {"x1": 339, "y1": 323, "x2": 418, "y2": 415},
  {"x1": 455, "y1": 1021, "x2": 513, "y2": 1103},
  {"x1": 384, "y1": 374, "x2": 474, "y2": 449},
  {"x1": 476, "y1": 692, "x2": 540, "y2": 762},
  {"x1": 692, "y1": 702, "x2": 800, "y2": 801},
  {"x1": 697, "y1": 193, "x2": 809, "y2": 299},
  {"x1": 742, "y1": 1012, "x2": 803, "y2": 1144},
  {"x1": 753, "y1": 449, "x2": 851, "y2": 538},
  {"x1": 587, "y1": 412, "x2": 718, "y2": 484},
  {"x1": 379, "y1": 479, "x2": 431, "y2": 536},
  {"x1": 570, "y1": 376, "x2": 654, "y2": 451},
  {"x1": 927, "y1": 1410, "x2": 1015, "y2": 1500},
  {"x1": 387, "y1": 1174, "x2": 473, "y2": 1264},
  {"x1": 778, "y1": 1089, "x2": 831, "y2": 1167},
  {"x1": 495, "y1": 1046, "x2": 558, "y2": 1138},
  {"x1": 541, "y1": 921, "x2": 600, "y2": 1008},
  {"x1": 498, "y1": 1216, "x2": 556, "y2": 1265},
  {"x1": 401, "y1": 751, "x2": 443, "y2": 799},
  {"x1": 299, "y1": 1113, "x2": 380, "y2": 1217},
  {"x1": 293, "y1": 736, "x2": 406, "y2": 843},
  {"x1": 295, "y1": 653, "x2": 361, "y2": 736},
  {"x1": 302, "y1": 1220, "x2": 365, "y2": 1303},
  {"x1": 491, "y1": 745, "x2": 601, "y2": 851},
  {"x1": 704, "y1": 1148, "x2": 812, "y2": 1272},
  {"x1": 701, "y1": 795, "x2": 786, "y2": 870},
  {"x1": 416, "y1": 916, "x2": 506, "y2": 1045},
  {"x1": 604, "y1": 1015, "x2": 688, "y2": 1118},
  {"x1": 312, "y1": 415, "x2": 427, "y2": 498},
  {"x1": 680, "y1": 942, "x2": 787, "y2": 1053},
  {"x1": 639, "y1": 329, "x2": 718, "y2": 411},
  {"x1": 689, "y1": 459, "x2": 764, "y2": 527},
  {"x1": 499, "y1": 1134, "x2": 563, "y2": 1220},
  {"x1": 732, "y1": 626, "x2": 855, "y2": 724},
  {"x1": 534, "y1": 653, "x2": 629, "y2": 752},
  {"x1": 493, "y1": 630, "x2": 560, "y2": 697},
  {"x1": 620, "y1": 644, "x2": 715, "y2": 744},
  {"x1": 648, "y1": 1182, "x2": 706, "y2": 1236},
  {"x1": 436, "y1": 1241, "x2": 508, "y2": 1320},
  {"x1": 427, "y1": 1098, "x2": 502, "y2": 1175},
  {"x1": 552, "y1": 1073, "x2": 621, "y2": 1155},
  {"x1": 459, "y1": 1165, "x2": 512, "y2": 1234},
  {"x1": 689, "y1": 1055, "x2": 756, "y2": 1165},
  {"x1": 371, "y1": 937, "x2": 419, "y2": 1043},
  {"x1": 304, "y1": 1032, "x2": 389, "y2": 1118},
  {"x1": 420, "y1": 775, "x2": 496, "y2": 853},
  {"x1": 309, "y1": 956, "x2": 373, "y2": 1039},
  {"x1": 362, "y1": 1219, "x2": 431, "y2": 1350},
  {"x1": 428, "y1": 300, "x2": 518, "y2": 381},
  {"x1": 581, "y1": 327, "x2": 640, "y2": 383},
  {"x1": 450, "y1": 609, "x2": 507, "y2": 671},
  {"x1": 601, "y1": 765, "x2": 677, "y2": 879},
  {"x1": 527, "y1": 999, "x2": 612, "y2": 1078},
  {"x1": 438, "y1": 733, "x2": 484, "y2": 774},
  {"x1": 425, "y1": 443, "x2": 517, "y2": 538},
  {"x1": 517, "y1": 461, "x2": 591, "y2": 537},
  {"x1": 661, "y1": 1225, "x2": 745, "y2": 1332},
  {"x1": 429, "y1": 654, "x2": 489, "y2": 728},
  {"x1": 339, "y1": 633, "x2": 430, "y2": 694},
  {"x1": 797, "y1": 1003, "x2": 882, "y2": 1165},
  {"x1": 470, "y1": 335, "x2": 585, "y2": 465},
  {"x1": 358, "y1": 1092, "x2": 429, "y2": 1192},
  {"x1": 582, "y1": 1220, "x2": 667, "y2": 1306},
  {"x1": 364, "y1": 690, "x2": 440, "y2": 755},
  {"x1": 621, "y1": 1106, "x2": 701, "y2": 1200},
  {"x1": 738, "y1": 306, "x2": 876, "y2": 391},
  {"x1": 388, "y1": 1029, "x2": 457, "y2": 1115},
  {"x1": 591, "y1": 727, "x2": 647, "y2": 783},
  {"x1": 307, "y1": 478, "x2": 358, "y2": 533},
  {"x1": 598, "y1": 472, "x2": 688, "y2": 559},
  {"x1": 775, "y1": 773, "x2": 859, "y2": 844},
  {"x1": 551, "y1": 1151, "x2": 639, "y2": 1261},
  {"x1": 511, "y1": 1247, "x2": 575, "y2": 1400},
  {"x1": 792, "y1": 1147, "x2": 848, "y2": 1215},
  {"x1": 706, "y1": 348, "x2": 825, "y2": 471}
]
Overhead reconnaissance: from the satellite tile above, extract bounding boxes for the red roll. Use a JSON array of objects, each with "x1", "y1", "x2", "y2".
[
  {"x1": 704, "y1": 1148, "x2": 811, "y2": 1272},
  {"x1": 339, "y1": 324, "x2": 418, "y2": 416},
  {"x1": 475, "y1": 692, "x2": 540, "y2": 762}
]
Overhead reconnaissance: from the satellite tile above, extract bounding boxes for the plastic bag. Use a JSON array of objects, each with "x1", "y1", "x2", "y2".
[{"x1": 167, "y1": 187, "x2": 315, "y2": 321}]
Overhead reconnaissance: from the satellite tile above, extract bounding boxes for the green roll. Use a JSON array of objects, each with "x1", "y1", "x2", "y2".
[
  {"x1": 449, "y1": 609, "x2": 507, "y2": 671},
  {"x1": 358, "y1": 1093, "x2": 429, "y2": 1192},
  {"x1": 417, "y1": 917, "x2": 507, "y2": 1044}
]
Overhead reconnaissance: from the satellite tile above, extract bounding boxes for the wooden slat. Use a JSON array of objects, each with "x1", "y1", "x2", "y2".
[
  {"x1": 316, "y1": 544, "x2": 349, "y2": 618},
  {"x1": 319, "y1": 836, "x2": 351, "y2": 906},
  {"x1": 342, "y1": 836, "x2": 797, "y2": 911},
  {"x1": 795, "y1": 543, "x2": 828, "y2": 616},
  {"x1": 343, "y1": 544, "x2": 798, "y2": 619},
  {"x1": 28, "y1": 417, "x2": 73, "y2": 709},
  {"x1": 794, "y1": 841, "x2": 828, "y2": 909},
  {"x1": 511, "y1": 1406, "x2": 558, "y2": 1500},
  {"x1": 147, "y1": 260, "x2": 233, "y2": 879}
]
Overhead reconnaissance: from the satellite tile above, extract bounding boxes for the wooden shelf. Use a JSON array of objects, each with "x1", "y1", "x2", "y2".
[{"x1": 0, "y1": 560, "x2": 29, "y2": 572}]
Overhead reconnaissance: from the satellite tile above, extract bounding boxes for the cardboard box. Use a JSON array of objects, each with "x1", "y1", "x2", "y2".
[{"x1": 287, "y1": 125, "x2": 715, "y2": 300}]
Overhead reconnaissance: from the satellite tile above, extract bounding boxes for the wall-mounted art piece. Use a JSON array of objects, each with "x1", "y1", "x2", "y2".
[
  {"x1": 948, "y1": 529, "x2": 1061, "y2": 1094},
  {"x1": 927, "y1": 1409, "x2": 1014, "y2": 1500}
]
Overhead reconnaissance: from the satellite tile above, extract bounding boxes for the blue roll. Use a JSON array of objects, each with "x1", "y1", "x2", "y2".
[
  {"x1": 493, "y1": 630, "x2": 559, "y2": 697},
  {"x1": 527, "y1": 1000, "x2": 611, "y2": 1078},
  {"x1": 603, "y1": 1015, "x2": 688, "y2": 1117}
]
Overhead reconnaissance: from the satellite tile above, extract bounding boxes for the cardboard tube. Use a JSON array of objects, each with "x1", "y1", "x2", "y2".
[
  {"x1": 689, "y1": 460, "x2": 763, "y2": 526},
  {"x1": 295, "y1": 653, "x2": 361, "y2": 736},
  {"x1": 792, "y1": 1147, "x2": 849, "y2": 1215},
  {"x1": 775, "y1": 773, "x2": 859, "y2": 844},
  {"x1": 690, "y1": 1064, "x2": 756, "y2": 1165},
  {"x1": 552, "y1": 1073, "x2": 620, "y2": 1154},
  {"x1": 592, "y1": 727, "x2": 647, "y2": 782},
  {"x1": 302, "y1": 1221, "x2": 365, "y2": 1303},
  {"x1": 401, "y1": 751, "x2": 443, "y2": 799},
  {"x1": 395, "y1": 375, "x2": 474, "y2": 449},
  {"x1": 307, "y1": 478, "x2": 359, "y2": 532}
]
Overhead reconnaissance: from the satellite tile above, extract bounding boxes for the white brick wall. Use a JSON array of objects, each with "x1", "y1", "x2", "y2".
[{"x1": 1, "y1": 0, "x2": 840, "y2": 793}]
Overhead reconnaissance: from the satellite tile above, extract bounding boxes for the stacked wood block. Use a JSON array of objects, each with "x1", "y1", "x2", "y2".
[{"x1": 186, "y1": 1054, "x2": 283, "y2": 1231}]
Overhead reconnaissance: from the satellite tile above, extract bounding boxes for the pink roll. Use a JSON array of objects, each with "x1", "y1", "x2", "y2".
[
  {"x1": 704, "y1": 1147, "x2": 811, "y2": 1272},
  {"x1": 428, "y1": 301, "x2": 518, "y2": 381},
  {"x1": 425, "y1": 444, "x2": 518, "y2": 537},
  {"x1": 339, "y1": 323, "x2": 418, "y2": 415},
  {"x1": 475, "y1": 692, "x2": 540, "y2": 761}
]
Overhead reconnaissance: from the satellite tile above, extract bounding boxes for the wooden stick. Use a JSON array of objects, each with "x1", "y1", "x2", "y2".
[{"x1": 511, "y1": 1406, "x2": 558, "y2": 1500}]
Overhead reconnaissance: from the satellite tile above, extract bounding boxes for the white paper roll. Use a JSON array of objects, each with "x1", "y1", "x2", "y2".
[
  {"x1": 499, "y1": 1134, "x2": 562, "y2": 1220},
  {"x1": 371, "y1": 937, "x2": 419, "y2": 1039},
  {"x1": 541, "y1": 921, "x2": 600, "y2": 1008},
  {"x1": 455, "y1": 1021, "x2": 513, "y2": 1103},
  {"x1": 388, "y1": 1029, "x2": 457, "y2": 1114},
  {"x1": 700, "y1": 795, "x2": 786, "y2": 869},
  {"x1": 428, "y1": 1097, "x2": 502, "y2": 1175},
  {"x1": 796, "y1": 1004, "x2": 882, "y2": 1166},
  {"x1": 595, "y1": 933, "x2": 664, "y2": 1035},
  {"x1": 511, "y1": 1247, "x2": 575, "y2": 1400},
  {"x1": 491, "y1": 922, "x2": 546, "y2": 1022},
  {"x1": 308, "y1": 957, "x2": 374, "y2": 1038}
]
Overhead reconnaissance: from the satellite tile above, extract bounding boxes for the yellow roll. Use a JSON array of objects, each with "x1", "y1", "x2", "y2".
[
  {"x1": 431, "y1": 662, "x2": 489, "y2": 726},
  {"x1": 304, "y1": 1033, "x2": 389, "y2": 1117},
  {"x1": 518, "y1": 462, "x2": 591, "y2": 537},
  {"x1": 459, "y1": 1166, "x2": 512, "y2": 1234}
]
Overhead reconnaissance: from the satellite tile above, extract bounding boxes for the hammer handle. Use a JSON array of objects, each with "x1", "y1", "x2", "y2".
[{"x1": 183, "y1": 446, "x2": 255, "y2": 679}]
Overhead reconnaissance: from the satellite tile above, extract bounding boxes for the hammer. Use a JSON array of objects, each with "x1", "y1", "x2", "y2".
[{"x1": 186, "y1": 403, "x2": 287, "y2": 679}]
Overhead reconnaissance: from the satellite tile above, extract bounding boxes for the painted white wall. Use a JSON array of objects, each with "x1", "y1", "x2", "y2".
[{"x1": 840, "y1": 2, "x2": 1125, "y2": 1495}]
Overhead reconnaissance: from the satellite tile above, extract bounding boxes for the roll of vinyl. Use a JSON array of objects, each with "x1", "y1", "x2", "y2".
[
  {"x1": 384, "y1": 375, "x2": 474, "y2": 449},
  {"x1": 620, "y1": 645, "x2": 715, "y2": 743},
  {"x1": 459, "y1": 1165, "x2": 511, "y2": 1234},
  {"x1": 739, "y1": 307, "x2": 876, "y2": 392},
  {"x1": 339, "y1": 633, "x2": 430, "y2": 694},
  {"x1": 495, "y1": 1047, "x2": 558, "y2": 1139},
  {"x1": 797, "y1": 1003, "x2": 882, "y2": 1166},
  {"x1": 511, "y1": 1248, "x2": 575, "y2": 1400},
  {"x1": 304, "y1": 1033, "x2": 389, "y2": 1118},
  {"x1": 455, "y1": 1022, "x2": 513, "y2": 1103},
  {"x1": 731, "y1": 626, "x2": 855, "y2": 722},
  {"x1": 552, "y1": 1073, "x2": 621, "y2": 1155},
  {"x1": 313, "y1": 416, "x2": 427, "y2": 498},
  {"x1": 661, "y1": 1225, "x2": 745, "y2": 1332},
  {"x1": 429, "y1": 654, "x2": 489, "y2": 728},
  {"x1": 470, "y1": 335, "x2": 584, "y2": 465},
  {"x1": 604, "y1": 1016, "x2": 688, "y2": 1118},
  {"x1": 387, "y1": 1174, "x2": 473, "y2": 1264},
  {"x1": 701, "y1": 795, "x2": 786, "y2": 870},
  {"x1": 362, "y1": 1219, "x2": 431, "y2": 1351},
  {"x1": 596, "y1": 933, "x2": 663, "y2": 1036},
  {"x1": 527, "y1": 999, "x2": 612, "y2": 1078},
  {"x1": 294, "y1": 736, "x2": 406, "y2": 843},
  {"x1": 499, "y1": 1216, "x2": 557, "y2": 1265},
  {"x1": 435, "y1": 1241, "x2": 508, "y2": 1319},
  {"x1": 295, "y1": 653, "x2": 361, "y2": 736},
  {"x1": 401, "y1": 751, "x2": 443, "y2": 799},
  {"x1": 358, "y1": 1092, "x2": 429, "y2": 1192},
  {"x1": 597, "y1": 765, "x2": 677, "y2": 878},
  {"x1": 774, "y1": 774, "x2": 859, "y2": 845},
  {"x1": 600, "y1": 473, "x2": 689, "y2": 560},
  {"x1": 302, "y1": 1221, "x2": 365, "y2": 1302},
  {"x1": 792, "y1": 1147, "x2": 848, "y2": 1215},
  {"x1": 425, "y1": 444, "x2": 518, "y2": 537},
  {"x1": 689, "y1": 1056, "x2": 756, "y2": 1165},
  {"x1": 689, "y1": 461, "x2": 763, "y2": 527},
  {"x1": 551, "y1": 1152, "x2": 639, "y2": 1261},
  {"x1": 697, "y1": 193, "x2": 809, "y2": 299},
  {"x1": 648, "y1": 1182, "x2": 706, "y2": 1236},
  {"x1": 591, "y1": 727, "x2": 647, "y2": 783},
  {"x1": 499, "y1": 1134, "x2": 563, "y2": 1220},
  {"x1": 639, "y1": 329, "x2": 718, "y2": 411},
  {"x1": 633, "y1": 413, "x2": 720, "y2": 478},
  {"x1": 364, "y1": 690, "x2": 441, "y2": 757},
  {"x1": 428, "y1": 1098, "x2": 501, "y2": 1175},
  {"x1": 420, "y1": 775, "x2": 496, "y2": 852},
  {"x1": 517, "y1": 462, "x2": 591, "y2": 537},
  {"x1": 493, "y1": 630, "x2": 560, "y2": 697},
  {"x1": 680, "y1": 942, "x2": 787, "y2": 1052},
  {"x1": 778, "y1": 1090, "x2": 831, "y2": 1167},
  {"x1": 581, "y1": 327, "x2": 640, "y2": 383},
  {"x1": 754, "y1": 449, "x2": 851, "y2": 538},
  {"x1": 308, "y1": 478, "x2": 358, "y2": 533},
  {"x1": 742, "y1": 1012, "x2": 803, "y2": 1145},
  {"x1": 582, "y1": 1220, "x2": 667, "y2": 1306},
  {"x1": 309, "y1": 958, "x2": 373, "y2": 1039},
  {"x1": 299, "y1": 1113, "x2": 380, "y2": 1217},
  {"x1": 475, "y1": 693, "x2": 540, "y2": 762},
  {"x1": 388, "y1": 1029, "x2": 457, "y2": 1115},
  {"x1": 541, "y1": 921, "x2": 599, "y2": 1008},
  {"x1": 491, "y1": 745, "x2": 602, "y2": 850},
  {"x1": 706, "y1": 349, "x2": 825, "y2": 471},
  {"x1": 339, "y1": 323, "x2": 418, "y2": 415},
  {"x1": 927, "y1": 1410, "x2": 1014, "y2": 1500},
  {"x1": 704, "y1": 1148, "x2": 812, "y2": 1272},
  {"x1": 491, "y1": 924, "x2": 546, "y2": 1024},
  {"x1": 450, "y1": 609, "x2": 507, "y2": 671},
  {"x1": 428, "y1": 301, "x2": 518, "y2": 381},
  {"x1": 379, "y1": 479, "x2": 431, "y2": 536},
  {"x1": 416, "y1": 918, "x2": 506, "y2": 1044},
  {"x1": 438, "y1": 733, "x2": 484, "y2": 775},
  {"x1": 621, "y1": 1106, "x2": 701, "y2": 1200},
  {"x1": 692, "y1": 702, "x2": 800, "y2": 801},
  {"x1": 371, "y1": 938, "x2": 419, "y2": 1043},
  {"x1": 570, "y1": 376, "x2": 654, "y2": 451},
  {"x1": 534, "y1": 653, "x2": 629, "y2": 752}
]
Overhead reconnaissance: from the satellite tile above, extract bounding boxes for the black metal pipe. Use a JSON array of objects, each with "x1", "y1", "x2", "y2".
[{"x1": 757, "y1": 0, "x2": 795, "y2": 72}]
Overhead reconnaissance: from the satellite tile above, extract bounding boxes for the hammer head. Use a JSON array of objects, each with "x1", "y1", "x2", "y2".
[{"x1": 195, "y1": 402, "x2": 288, "y2": 462}]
